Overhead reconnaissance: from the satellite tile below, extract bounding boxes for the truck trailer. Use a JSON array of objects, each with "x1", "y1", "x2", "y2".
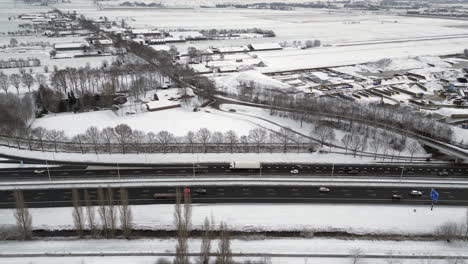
[{"x1": 229, "y1": 161, "x2": 261, "y2": 169}]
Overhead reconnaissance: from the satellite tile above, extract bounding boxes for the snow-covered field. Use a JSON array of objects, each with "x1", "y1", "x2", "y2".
[
  {"x1": 1, "y1": 238, "x2": 468, "y2": 264},
  {"x1": 0, "y1": 204, "x2": 465, "y2": 235}
]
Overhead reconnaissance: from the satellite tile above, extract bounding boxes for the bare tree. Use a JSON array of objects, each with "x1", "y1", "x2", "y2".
[
  {"x1": 350, "y1": 248, "x2": 362, "y2": 264},
  {"x1": 13, "y1": 190, "x2": 32, "y2": 240},
  {"x1": 224, "y1": 130, "x2": 238, "y2": 153},
  {"x1": 314, "y1": 125, "x2": 333, "y2": 147},
  {"x1": 185, "y1": 131, "x2": 196, "y2": 153},
  {"x1": 0, "y1": 73, "x2": 9, "y2": 94},
  {"x1": 174, "y1": 188, "x2": 192, "y2": 264},
  {"x1": 21, "y1": 73, "x2": 35, "y2": 93},
  {"x1": 85, "y1": 126, "x2": 101, "y2": 154},
  {"x1": 197, "y1": 128, "x2": 212, "y2": 153},
  {"x1": 72, "y1": 189, "x2": 84, "y2": 238},
  {"x1": 216, "y1": 222, "x2": 232, "y2": 264},
  {"x1": 211, "y1": 131, "x2": 224, "y2": 153},
  {"x1": 199, "y1": 217, "x2": 213, "y2": 264},
  {"x1": 119, "y1": 188, "x2": 133, "y2": 239},
  {"x1": 101, "y1": 127, "x2": 114, "y2": 154},
  {"x1": 46, "y1": 129, "x2": 65, "y2": 152},
  {"x1": 407, "y1": 141, "x2": 420, "y2": 162},
  {"x1": 436, "y1": 221, "x2": 460, "y2": 242},
  {"x1": 84, "y1": 189, "x2": 98, "y2": 238},
  {"x1": 97, "y1": 188, "x2": 109, "y2": 238},
  {"x1": 157, "y1": 130, "x2": 175, "y2": 153},
  {"x1": 341, "y1": 134, "x2": 353, "y2": 154},
  {"x1": 114, "y1": 124, "x2": 132, "y2": 154},
  {"x1": 9, "y1": 74, "x2": 21, "y2": 95},
  {"x1": 464, "y1": 209, "x2": 468, "y2": 241},
  {"x1": 350, "y1": 135, "x2": 362, "y2": 157},
  {"x1": 32, "y1": 127, "x2": 47, "y2": 151},
  {"x1": 369, "y1": 138, "x2": 382, "y2": 160},
  {"x1": 276, "y1": 127, "x2": 293, "y2": 153},
  {"x1": 107, "y1": 187, "x2": 117, "y2": 238},
  {"x1": 248, "y1": 128, "x2": 267, "y2": 153}
]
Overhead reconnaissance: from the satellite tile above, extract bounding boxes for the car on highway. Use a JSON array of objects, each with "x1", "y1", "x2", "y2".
[
  {"x1": 194, "y1": 188, "x2": 207, "y2": 194},
  {"x1": 347, "y1": 170, "x2": 359, "y2": 175},
  {"x1": 34, "y1": 170, "x2": 45, "y2": 174},
  {"x1": 290, "y1": 169, "x2": 299, "y2": 174},
  {"x1": 391, "y1": 194, "x2": 403, "y2": 200},
  {"x1": 410, "y1": 190, "x2": 423, "y2": 197},
  {"x1": 153, "y1": 193, "x2": 177, "y2": 199},
  {"x1": 318, "y1": 187, "x2": 330, "y2": 193},
  {"x1": 437, "y1": 171, "x2": 449, "y2": 176}
]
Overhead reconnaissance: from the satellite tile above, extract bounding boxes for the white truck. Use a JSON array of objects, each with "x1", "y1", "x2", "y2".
[{"x1": 229, "y1": 161, "x2": 261, "y2": 169}]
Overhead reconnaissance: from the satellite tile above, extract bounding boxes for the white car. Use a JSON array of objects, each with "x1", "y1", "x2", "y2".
[
  {"x1": 410, "y1": 190, "x2": 423, "y2": 197},
  {"x1": 290, "y1": 169, "x2": 299, "y2": 174},
  {"x1": 319, "y1": 187, "x2": 330, "y2": 193},
  {"x1": 34, "y1": 170, "x2": 45, "y2": 174}
]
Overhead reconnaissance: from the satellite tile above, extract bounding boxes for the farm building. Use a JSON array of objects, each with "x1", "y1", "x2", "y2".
[
  {"x1": 248, "y1": 43, "x2": 282, "y2": 51},
  {"x1": 54, "y1": 42, "x2": 90, "y2": 52}
]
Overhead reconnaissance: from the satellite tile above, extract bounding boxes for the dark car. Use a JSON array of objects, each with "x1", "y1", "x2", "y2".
[
  {"x1": 347, "y1": 170, "x2": 359, "y2": 175},
  {"x1": 392, "y1": 194, "x2": 402, "y2": 200}
]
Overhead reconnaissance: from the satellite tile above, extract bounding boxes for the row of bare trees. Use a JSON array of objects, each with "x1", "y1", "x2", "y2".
[
  {"x1": 238, "y1": 87, "x2": 462, "y2": 148},
  {"x1": 72, "y1": 188, "x2": 133, "y2": 239},
  {"x1": 0, "y1": 72, "x2": 36, "y2": 95},
  {"x1": 173, "y1": 188, "x2": 233, "y2": 264},
  {"x1": 3, "y1": 125, "x2": 316, "y2": 155}
]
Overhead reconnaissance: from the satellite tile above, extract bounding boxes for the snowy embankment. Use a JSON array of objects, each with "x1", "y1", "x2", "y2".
[
  {"x1": 0, "y1": 145, "x2": 387, "y2": 165},
  {"x1": 0, "y1": 204, "x2": 465, "y2": 235}
]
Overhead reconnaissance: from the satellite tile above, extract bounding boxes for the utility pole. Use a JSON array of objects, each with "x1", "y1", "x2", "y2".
[
  {"x1": 400, "y1": 161, "x2": 405, "y2": 181},
  {"x1": 45, "y1": 160, "x2": 51, "y2": 181}
]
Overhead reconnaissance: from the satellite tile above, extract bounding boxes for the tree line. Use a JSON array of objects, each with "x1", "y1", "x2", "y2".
[
  {"x1": 1, "y1": 125, "x2": 317, "y2": 155},
  {"x1": 233, "y1": 88, "x2": 462, "y2": 148},
  {"x1": 7, "y1": 188, "x2": 270, "y2": 264}
]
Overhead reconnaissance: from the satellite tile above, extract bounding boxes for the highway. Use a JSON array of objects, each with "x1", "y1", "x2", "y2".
[
  {"x1": 1, "y1": 184, "x2": 468, "y2": 208},
  {"x1": 0, "y1": 162, "x2": 467, "y2": 208},
  {"x1": 0, "y1": 163, "x2": 467, "y2": 181}
]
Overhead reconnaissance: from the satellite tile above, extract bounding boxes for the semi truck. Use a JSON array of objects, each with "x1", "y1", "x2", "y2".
[{"x1": 229, "y1": 161, "x2": 261, "y2": 169}]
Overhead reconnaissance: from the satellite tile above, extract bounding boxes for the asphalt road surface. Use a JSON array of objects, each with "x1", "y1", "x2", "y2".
[
  {"x1": 0, "y1": 185, "x2": 466, "y2": 208},
  {"x1": 0, "y1": 163, "x2": 467, "y2": 181}
]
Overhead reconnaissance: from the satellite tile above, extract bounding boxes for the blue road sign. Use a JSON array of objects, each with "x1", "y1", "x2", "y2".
[{"x1": 430, "y1": 188, "x2": 439, "y2": 202}]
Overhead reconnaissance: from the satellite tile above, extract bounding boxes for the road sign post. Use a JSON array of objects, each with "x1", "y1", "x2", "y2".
[{"x1": 430, "y1": 188, "x2": 439, "y2": 211}]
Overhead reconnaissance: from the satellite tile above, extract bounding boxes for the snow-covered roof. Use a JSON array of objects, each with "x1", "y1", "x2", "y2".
[
  {"x1": 54, "y1": 42, "x2": 89, "y2": 49},
  {"x1": 145, "y1": 100, "x2": 180, "y2": 111},
  {"x1": 249, "y1": 43, "x2": 282, "y2": 51},
  {"x1": 217, "y1": 46, "x2": 249, "y2": 53},
  {"x1": 131, "y1": 29, "x2": 161, "y2": 35},
  {"x1": 94, "y1": 39, "x2": 113, "y2": 45},
  {"x1": 150, "y1": 45, "x2": 170, "y2": 51}
]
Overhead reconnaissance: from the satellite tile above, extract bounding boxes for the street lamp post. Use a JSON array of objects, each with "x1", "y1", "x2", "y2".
[{"x1": 45, "y1": 160, "x2": 51, "y2": 181}]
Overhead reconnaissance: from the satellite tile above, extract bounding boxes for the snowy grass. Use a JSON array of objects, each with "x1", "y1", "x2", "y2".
[{"x1": 0, "y1": 203, "x2": 465, "y2": 235}]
